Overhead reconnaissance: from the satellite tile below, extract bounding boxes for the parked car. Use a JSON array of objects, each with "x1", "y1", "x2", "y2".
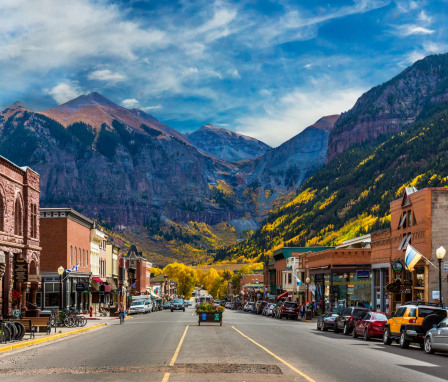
[
  {"x1": 184, "y1": 300, "x2": 192, "y2": 307},
  {"x1": 171, "y1": 299, "x2": 185, "y2": 312},
  {"x1": 163, "y1": 301, "x2": 171, "y2": 310},
  {"x1": 244, "y1": 301, "x2": 254, "y2": 312},
  {"x1": 278, "y1": 301, "x2": 300, "y2": 320},
  {"x1": 144, "y1": 300, "x2": 153, "y2": 314},
  {"x1": 263, "y1": 303, "x2": 275, "y2": 317},
  {"x1": 213, "y1": 300, "x2": 221, "y2": 307},
  {"x1": 424, "y1": 317, "x2": 448, "y2": 354},
  {"x1": 129, "y1": 300, "x2": 147, "y2": 314},
  {"x1": 256, "y1": 301, "x2": 268, "y2": 315},
  {"x1": 233, "y1": 300, "x2": 243, "y2": 310},
  {"x1": 334, "y1": 307, "x2": 369, "y2": 335},
  {"x1": 383, "y1": 302, "x2": 447, "y2": 349},
  {"x1": 317, "y1": 312, "x2": 339, "y2": 331},
  {"x1": 352, "y1": 312, "x2": 388, "y2": 340}
]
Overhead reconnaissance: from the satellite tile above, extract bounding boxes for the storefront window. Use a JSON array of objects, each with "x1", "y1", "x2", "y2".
[
  {"x1": 44, "y1": 282, "x2": 60, "y2": 308},
  {"x1": 331, "y1": 271, "x2": 371, "y2": 311}
]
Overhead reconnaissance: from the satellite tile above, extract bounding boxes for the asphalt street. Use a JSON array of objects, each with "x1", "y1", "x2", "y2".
[{"x1": 1, "y1": 307, "x2": 447, "y2": 381}]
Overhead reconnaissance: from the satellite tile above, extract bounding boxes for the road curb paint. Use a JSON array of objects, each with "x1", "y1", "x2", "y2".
[
  {"x1": 232, "y1": 325, "x2": 317, "y2": 382},
  {"x1": 0, "y1": 323, "x2": 107, "y2": 354}
]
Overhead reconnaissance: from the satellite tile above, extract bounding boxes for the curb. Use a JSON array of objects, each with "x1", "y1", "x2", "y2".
[{"x1": 0, "y1": 323, "x2": 107, "y2": 354}]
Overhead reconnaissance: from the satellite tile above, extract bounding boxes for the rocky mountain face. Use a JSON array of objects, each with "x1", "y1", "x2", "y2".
[
  {"x1": 185, "y1": 124, "x2": 270, "y2": 162},
  {"x1": 238, "y1": 115, "x2": 339, "y2": 219},
  {"x1": 327, "y1": 53, "x2": 448, "y2": 163}
]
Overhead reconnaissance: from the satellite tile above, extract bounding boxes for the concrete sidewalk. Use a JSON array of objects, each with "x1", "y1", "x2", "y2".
[{"x1": 0, "y1": 315, "x2": 120, "y2": 354}]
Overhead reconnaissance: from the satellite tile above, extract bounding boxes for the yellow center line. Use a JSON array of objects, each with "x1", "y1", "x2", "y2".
[
  {"x1": 232, "y1": 326, "x2": 316, "y2": 382},
  {"x1": 162, "y1": 324, "x2": 189, "y2": 382},
  {"x1": 170, "y1": 325, "x2": 189, "y2": 366}
]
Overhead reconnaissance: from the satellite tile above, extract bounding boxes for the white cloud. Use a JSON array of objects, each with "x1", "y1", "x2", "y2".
[
  {"x1": 418, "y1": 10, "x2": 431, "y2": 23},
  {"x1": 231, "y1": 69, "x2": 241, "y2": 79},
  {"x1": 236, "y1": 86, "x2": 364, "y2": 147},
  {"x1": 403, "y1": 26, "x2": 435, "y2": 35},
  {"x1": 45, "y1": 82, "x2": 85, "y2": 104},
  {"x1": 88, "y1": 69, "x2": 126, "y2": 82},
  {"x1": 304, "y1": 64, "x2": 313, "y2": 69},
  {"x1": 142, "y1": 105, "x2": 163, "y2": 111},
  {"x1": 121, "y1": 98, "x2": 140, "y2": 108}
]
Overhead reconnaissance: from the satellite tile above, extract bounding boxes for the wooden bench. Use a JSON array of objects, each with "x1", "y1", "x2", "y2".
[{"x1": 15, "y1": 317, "x2": 51, "y2": 338}]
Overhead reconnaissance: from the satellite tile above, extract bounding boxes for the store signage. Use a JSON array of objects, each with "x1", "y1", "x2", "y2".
[
  {"x1": 76, "y1": 283, "x2": 85, "y2": 291},
  {"x1": 432, "y1": 290, "x2": 440, "y2": 300},
  {"x1": 28, "y1": 275, "x2": 41, "y2": 282},
  {"x1": 356, "y1": 270, "x2": 370, "y2": 279},
  {"x1": 392, "y1": 261, "x2": 403, "y2": 273},
  {"x1": 314, "y1": 275, "x2": 324, "y2": 283},
  {"x1": 400, "y1": 289, "x2": 411, "y2": 294},
  {"x1": 14, "y1": 258, "x2": 28, "y2": 283}
]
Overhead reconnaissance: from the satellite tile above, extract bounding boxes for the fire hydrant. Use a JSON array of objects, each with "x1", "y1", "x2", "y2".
[{"x1": 89, "y1": 306, "x2": 93, "y2": 317}]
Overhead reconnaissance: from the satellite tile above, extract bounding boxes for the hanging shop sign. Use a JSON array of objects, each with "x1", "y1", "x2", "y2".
[
  {"x1": 356, "y1": 270, "x2": 370, "y2": 279},
  {"x1": 392, "y1": 261, "x2": 403, "y2": 274},
  {"x1": 76, "y1": 283, "x2": 85, "y2": 291},
  {"x1": 14, "y1": 258, "x2": 28, "y2": 283}
]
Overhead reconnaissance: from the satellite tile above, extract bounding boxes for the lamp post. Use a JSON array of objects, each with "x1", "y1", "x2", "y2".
[
  {"x1": 58, "y1": 266, "x2": 64, "y2": 311},
  {"x1": 305, "y1": 277, "x2": 310, "y2": 305},
  {"x1": 436, "y1": 246, "x2": 446, "y2": 306}
]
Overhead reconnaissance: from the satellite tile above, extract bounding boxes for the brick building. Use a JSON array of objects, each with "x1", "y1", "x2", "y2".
[
  {"x1": 0, "y1": 157, "x2": 40, "y2": 319},
  {"x1": 40, "y1": 208, "x2": 93, "y2": 312},
  {"x1": 371, "y1": 188, "x2": 448, "y2": 312}
]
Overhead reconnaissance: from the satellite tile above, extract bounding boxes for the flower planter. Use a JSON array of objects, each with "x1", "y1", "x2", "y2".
[{"x1": 198, "y1": 312, "x2": 222, "y2": 326}]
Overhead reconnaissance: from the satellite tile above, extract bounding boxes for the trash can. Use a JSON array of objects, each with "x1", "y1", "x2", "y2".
[{"x1": 305, "y1": 310, "x2": 312, "y2": 321}]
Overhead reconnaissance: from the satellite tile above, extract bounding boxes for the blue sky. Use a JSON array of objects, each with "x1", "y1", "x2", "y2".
[{"x1": 1, "y1": 0, "x2": 447, "y2": 146}]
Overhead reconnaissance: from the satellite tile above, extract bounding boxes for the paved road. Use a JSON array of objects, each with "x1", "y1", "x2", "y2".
[{"x1": 1, "y1": 307, "x2": 447, "y2": 381}]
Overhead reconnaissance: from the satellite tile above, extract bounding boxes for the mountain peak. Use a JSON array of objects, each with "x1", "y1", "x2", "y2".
[{"x1": 58, "y1": 92, "x2": 119, "y2": 110}]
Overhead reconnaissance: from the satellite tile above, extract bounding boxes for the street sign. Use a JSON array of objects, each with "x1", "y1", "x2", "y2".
[
  {"x1": 432, "y1": 290, "x2": 440, "y2": 300},
  {"x1": 14, "y1": 258, "x2": 28, "y2": 283}
]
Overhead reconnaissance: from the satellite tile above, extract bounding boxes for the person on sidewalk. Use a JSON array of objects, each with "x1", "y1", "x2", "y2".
[
  {"x1": 300, "y1": 303, "x2": 306, "y2": 320},
  {"x1": 119, "y1": 304, "x2": 126, "y2": 324}
]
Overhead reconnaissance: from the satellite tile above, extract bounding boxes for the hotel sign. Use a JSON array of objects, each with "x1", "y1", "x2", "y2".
[{"x1": 14, "y1": 258, "x2": 28, "y2": 283}]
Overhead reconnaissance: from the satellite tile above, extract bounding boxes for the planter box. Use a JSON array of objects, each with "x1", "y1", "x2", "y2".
[{"x1": 198, "y1": 312, "x2": 222, "y2": 326}]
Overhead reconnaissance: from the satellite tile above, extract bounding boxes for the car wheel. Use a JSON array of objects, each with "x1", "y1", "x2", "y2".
[
  {"x1": 334, "y1": 324, "x2": 340, "y2": 334},
  {"x1": 343, "y1": 323, "x2": 350, "y2": 335},
  {"x1": 363, "y1": 328, "x2": 370, "y2": 341},
  {"x1": 322, "y1": 324, "x2": 328, "y2": 332},
  {"x1": 171, "y1": 309, "x2": 173, "y2": 312},
  {"x1": 317, "y1": 322, "x2": 321, "y2": 331},
  {"x1": 352, "y1": 327, "x2": 358, "y2": 338},
  {"x1": 183, "y1": 309, "x2": 185, "y2": 312},
  {"x1": 424, "y1": 337, "x2": 435, "y2": 354},
  {"x1": 399, "y1": 331, "x2": 410, "y2": 349},
  {"x1": 383, "y1": 328, "x2": 392, "y2": 345}
]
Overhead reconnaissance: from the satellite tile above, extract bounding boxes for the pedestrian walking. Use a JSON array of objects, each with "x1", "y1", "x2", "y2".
[
  {"x1": 300, "y1": 303, "x2": 306, "y2": 320},
  {"x1": 119, "y1": 303, "x2": 126, "y2": 324}
]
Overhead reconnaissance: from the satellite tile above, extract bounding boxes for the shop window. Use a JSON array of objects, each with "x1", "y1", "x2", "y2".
[
  {"x1": 44, "y1": 282, "x2": 60, "y2": 308},
  {"x1": 288, "y1": 273, "x2": 292, "y2": 284}
]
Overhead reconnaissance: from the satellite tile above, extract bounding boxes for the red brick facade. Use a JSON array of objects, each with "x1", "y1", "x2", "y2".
[{"x1": 0, "y1": 157, "x2": 40, "y2": 318}]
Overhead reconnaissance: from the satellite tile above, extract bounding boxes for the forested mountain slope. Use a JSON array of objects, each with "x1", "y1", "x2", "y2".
[{"x1": 218, "y1": 104, "x2": 448, "y2": 261}]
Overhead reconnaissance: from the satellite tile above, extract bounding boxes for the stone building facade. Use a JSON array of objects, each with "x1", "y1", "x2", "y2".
[{"x1": 0, "y1": 157, "x2": 40, "y2": 318}]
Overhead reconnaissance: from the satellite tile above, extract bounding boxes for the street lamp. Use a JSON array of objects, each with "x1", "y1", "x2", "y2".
[
  {"x1": 436, "y1": 246, "x2": 446, "y2": 306},
  {"x1": 305, "y1": 277, "x2": 311, "y2": 305},
  {"x1": 58, "y1": 266, "x2": 64, "y2": 311}
]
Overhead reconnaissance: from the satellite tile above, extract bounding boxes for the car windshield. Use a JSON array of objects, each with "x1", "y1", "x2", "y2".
[
  {"x1": 353, "y1": 309, "x2": 368, "y2": 317},
  {"x1": 283, "y1": 302, "x2": 297, "y2": 307},
  {"x1": 173, "y1": 299, "x2": 183, "y2": 303},
  {"x1": 131, "y1": 301, "x2": 144, "y2": 306},
  {"x1": 373, "y1": 313, "x2": 387, "y2": 320}
]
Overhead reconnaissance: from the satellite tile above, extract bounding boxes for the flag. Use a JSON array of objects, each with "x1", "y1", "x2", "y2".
[
  {"x1": 294, "y1": 275, "x2": 302, "y2": 286},
  {"x1": 66, "y1": 263, "x2": 80, "y2": 273},
  {"x1": 405, "y1": 245, "x2": 422, "y2": 272}
]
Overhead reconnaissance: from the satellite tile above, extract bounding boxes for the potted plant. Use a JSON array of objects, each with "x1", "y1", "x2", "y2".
[{"x1": 196, "y1": 302, "x2": 224, "y2": 326}]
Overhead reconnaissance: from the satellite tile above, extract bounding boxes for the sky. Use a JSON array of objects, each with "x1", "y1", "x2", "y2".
[{"x1": 0, "y1": 0, "x2": 447, "y2": 147}]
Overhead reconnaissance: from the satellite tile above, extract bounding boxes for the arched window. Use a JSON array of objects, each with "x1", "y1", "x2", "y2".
[
  {"x1": 0, "y1": 192, "x2": 4, "y2": 232},
  {"x1": 14, "y1": 197, "x2": 23, "y2": 236},
  {"x1": 82, "y1": 249, "x2": 85, "y2": 267},
  {"x1": 86, "y1": 250, "x2": 89, "y2": 266},
  {"x1": 31, "y1": 204, "x2": 38, "y2": 238},
  {"x1": 75, "y1": 247, "x2": 77, "y2": 265},
  {"x1": 70, "y1": 246, "x2": 73, "y2": 266}
]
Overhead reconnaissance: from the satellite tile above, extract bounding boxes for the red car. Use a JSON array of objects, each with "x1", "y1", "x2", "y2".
[{"x1": 352, "y1": 312, "x2": 388, "y2": 340}]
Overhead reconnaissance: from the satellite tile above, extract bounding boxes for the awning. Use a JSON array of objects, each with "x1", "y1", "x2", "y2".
[
  {"x1": 106, "y1": 277, "x2": 118, "y2": 291},
  {"x1": 277, "y1": 291, "x2": 288, "y2": 299},
  {"x1": 92, "y1": 277, "x2": 103, "y2": 283}
]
